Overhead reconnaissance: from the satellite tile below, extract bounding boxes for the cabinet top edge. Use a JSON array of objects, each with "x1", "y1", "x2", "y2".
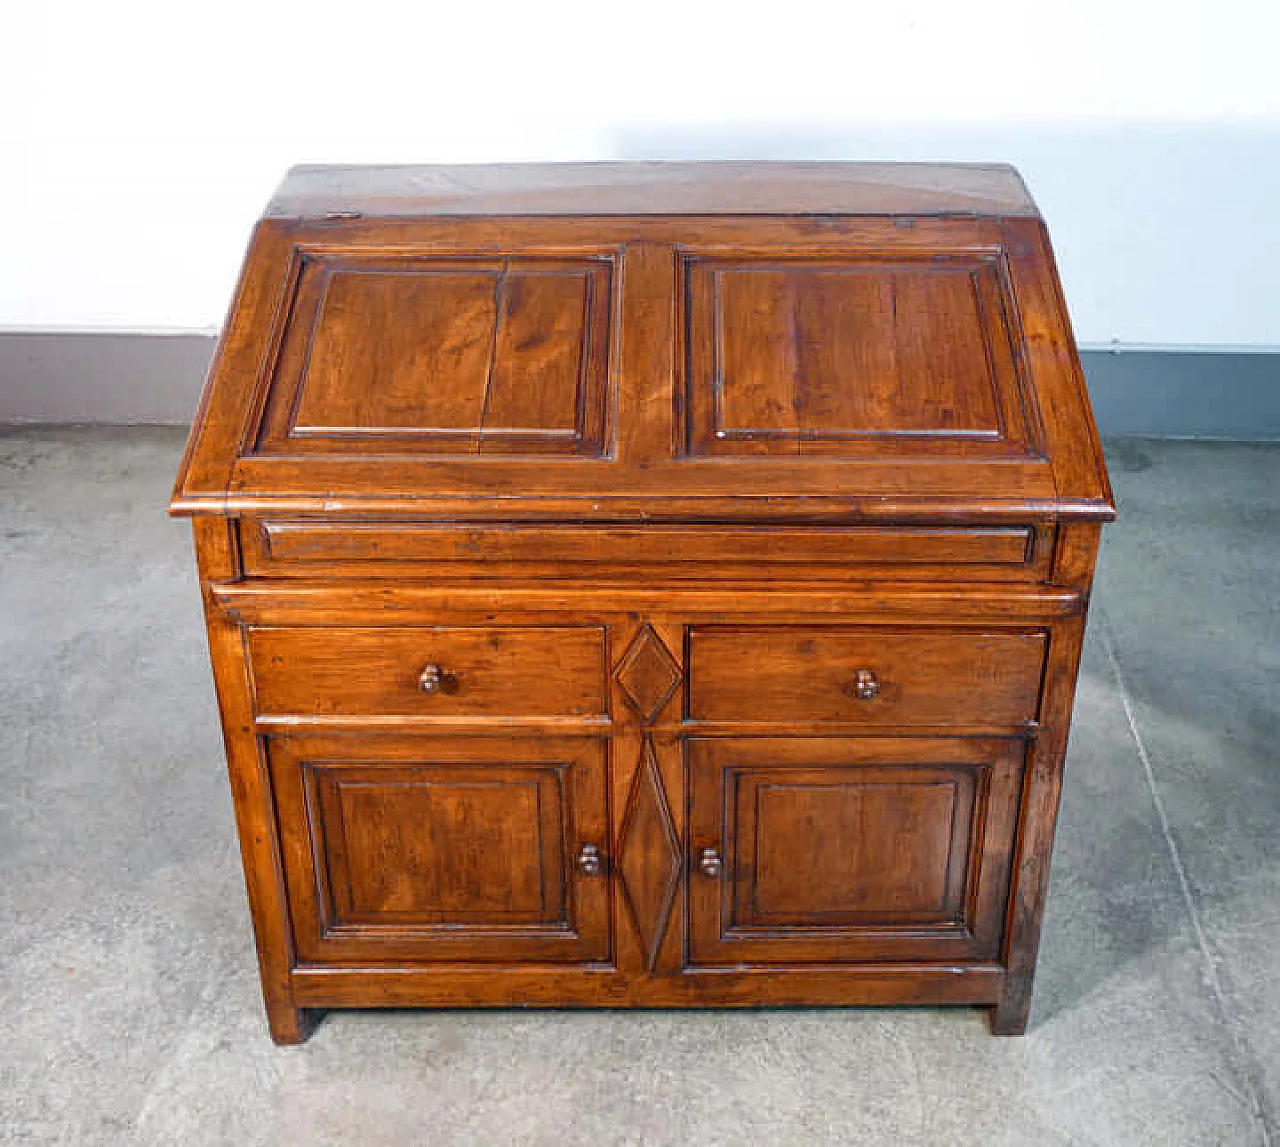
[
  {"x1": 168, "y1": 494, "x2": 1116, "y2": 522},
  {"x1": 265, "y1": 162, "x2": 1041, "y2": 221}
]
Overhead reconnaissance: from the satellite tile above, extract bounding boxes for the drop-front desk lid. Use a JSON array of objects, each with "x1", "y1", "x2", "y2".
[{"x1": 171, "y1": 162, "x2": 1113, "y2": 522}]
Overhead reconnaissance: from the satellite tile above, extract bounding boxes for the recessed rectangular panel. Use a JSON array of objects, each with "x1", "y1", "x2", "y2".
[
  {"x1": 687, "y1": 737, "x2": 1027, "y2": 965},
  {"x1": 739, "y1": 771, "x2": 971, "y2": 926},
  {"x1": 254, "y1": 254, "x2": 614, "y2": 456},
  {"x1": 684, "y1": 254, "x2": 1037, "y2": 458},
  {"x1": 313, "y1": 766, "x2": 565, "y2": 927},
  {"x1": 241, "y1": 520, "x2": 1047, "y2": 581},
  {"x1": 267, "y1": 735, "x2": 611, "y2": 964}
]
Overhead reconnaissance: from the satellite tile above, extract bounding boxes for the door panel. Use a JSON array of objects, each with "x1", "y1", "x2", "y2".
[
  {"x1": 312, "y1": 764, "x2": 566, "y2": 927},
  {"x1": 687, "y1": 737, "x2": 1026, "y2": 965},
  {"x1": 741, "y1": 767, "x2": 975, "y2": 925},
  {"x1": 268, "y1": 735, "x2": 611, "y2": 964}
]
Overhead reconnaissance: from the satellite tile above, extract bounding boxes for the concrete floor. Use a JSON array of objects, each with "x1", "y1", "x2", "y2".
[{"x1": 0, "y1": 427, "x2": 1276, "y2": 1146}]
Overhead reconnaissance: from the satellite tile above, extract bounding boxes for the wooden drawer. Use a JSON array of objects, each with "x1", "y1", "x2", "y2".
[
  {"x1": 239, "y1": 520, "x2": 1053, "y2": 582},
  {"x1": 247, "y1": 626, "x2": 607, "y2": 720},
  {"x1": 687, "y1": 626, "x2": 1046, "y2": 728}
]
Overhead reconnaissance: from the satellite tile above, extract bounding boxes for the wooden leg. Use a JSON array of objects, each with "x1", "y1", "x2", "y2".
[
  {"x1": 990, "y1": 978, "x2": 1032, "y2": 1036},
  {"x1": 266, "y1": 1001, "x2": 316, "y2": 1046},
  {"x1": 991, "y1": 613, "x2": 1090, "y2": 1040}
]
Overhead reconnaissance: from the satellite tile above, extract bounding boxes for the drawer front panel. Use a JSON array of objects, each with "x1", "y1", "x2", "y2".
[
  {"x1": 240, "y1": 519, "x2": 1051, "y2": 582},
  {"x1": 268, "y1": 735, "x2": 611, "y2": 964},
  {"x1": 687, "y1": 736, "x2": 1026, "y2": 965},
  {"x1": 248, "y1": 626, "x2": 607, "y2": 719},
  {"x1": 688, "y1": 626, "x2": 1046, "y2": 728}
]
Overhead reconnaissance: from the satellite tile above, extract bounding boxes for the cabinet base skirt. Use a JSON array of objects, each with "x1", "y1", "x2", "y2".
[{"x1": 282, "y1": 964, "x2": 1013, "y2": 1039}]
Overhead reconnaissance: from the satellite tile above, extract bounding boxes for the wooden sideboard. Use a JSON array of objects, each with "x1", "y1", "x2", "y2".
[{"x1": 171, "y1": 162, "x2": 1114, "y2": 1042}]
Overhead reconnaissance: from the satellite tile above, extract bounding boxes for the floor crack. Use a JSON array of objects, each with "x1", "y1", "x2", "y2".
[{"x1": 1099, "y1": 609, "x2": 1274, "y2": 1145}]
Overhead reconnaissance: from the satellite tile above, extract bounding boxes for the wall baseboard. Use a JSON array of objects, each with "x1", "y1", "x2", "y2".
[
  {"x1": 0, "y1": 331, "x2": 215, "y2": 426},
  {"x1": 1, "y1": 330, "x2": 1277, "y2": 439},
  {"x1": 1081, "y1": 347, "x2": 1280, "y2": 440}
]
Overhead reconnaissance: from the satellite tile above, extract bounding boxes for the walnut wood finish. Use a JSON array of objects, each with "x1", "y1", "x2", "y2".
[
  {"x1": 686, "y1": 626, "x2": 1047, "y2": 727},
  {"x1": 269, "y1": 735, "x2": 610, "y2": 965},
  {"x1": 172, "y1": 162, "x2": 1112, "y2": 1042},
  {"x1": 265, "y1": 161, "x2": 1040, "y2": 219},
  {"x1": 254, "y1": 254, "x2": 613, "y2": 458},
  {"x1": 682, "y1": 253, "x2": 1033, "y2": 458},
  {"x1": 240, "y1": 520, "x2": 1054, "y2": 582},
  {"x1": 247, "y1": 625, "x2": 607, "y2": 719},
  {"x1": 687, "y1": 737, "x2": 1026, "y2": 966}
]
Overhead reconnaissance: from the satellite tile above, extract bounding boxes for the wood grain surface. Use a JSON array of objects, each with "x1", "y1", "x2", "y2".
[{"x1": 173, "y1": 162, "x2": 1111, "y2": 1042}]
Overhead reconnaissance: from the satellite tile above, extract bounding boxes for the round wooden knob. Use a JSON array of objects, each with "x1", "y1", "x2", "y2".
[
  {"x1": 418, "y1": 664, "x2": 446, "y2": 694},
  {"x1": 698, "y1": 847, "x2": 723, "y2": 878},
  {"x1": 853, "y1": 669, "x2": 880, "y2": 700},
  {"x1": 577, "y1": 843, "x2": 604, "y2": 877}
]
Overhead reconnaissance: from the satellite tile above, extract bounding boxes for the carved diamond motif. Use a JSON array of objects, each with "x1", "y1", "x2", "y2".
[
  {"x1": 615, "y1": 625, "x2": 681, "y2": 724},
  {"x1": 616, "y1": 740, "x2": 682, "y2": 970}
]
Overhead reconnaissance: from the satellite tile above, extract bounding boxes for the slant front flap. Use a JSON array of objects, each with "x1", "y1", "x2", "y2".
[{"x1": 172, "y1": 206, "x2": 1112, "y2": 520}]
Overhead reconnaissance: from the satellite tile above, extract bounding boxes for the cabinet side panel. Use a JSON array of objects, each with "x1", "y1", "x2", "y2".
[
  {"x1": 994, "y1": 610, "x2": 1090, "y2": 1034},
  {"x1": 1002, "y1": 219, "x2": 1113, "y2": 509},
  {"x1": 192, "y1": 517, "x2": 306, "y2": 1043}
]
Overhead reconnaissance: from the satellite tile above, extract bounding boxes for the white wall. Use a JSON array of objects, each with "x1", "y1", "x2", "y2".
[{"x1": 5, "y1": 0, "x2": 1279, "y2": 347}]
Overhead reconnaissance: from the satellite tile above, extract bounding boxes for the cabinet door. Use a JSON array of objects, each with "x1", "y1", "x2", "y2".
[
  {"x1": 687, "y1": 737, "x2": 1025, "y2": 966},
  {"x1": 268, "y1": 735, "x2": 610, "y2": 964}
]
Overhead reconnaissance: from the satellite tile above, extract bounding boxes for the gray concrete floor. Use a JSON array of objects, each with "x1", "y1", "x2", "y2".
[{"x1": 0, "y1": 427, "x2": 1276, "y2": 1146}]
